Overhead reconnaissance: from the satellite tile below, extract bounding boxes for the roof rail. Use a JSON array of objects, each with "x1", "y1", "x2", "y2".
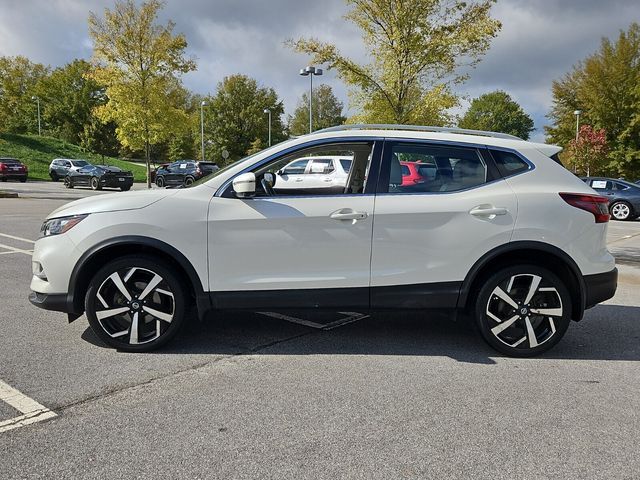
[{"x1": 315, "y1": 124, "x2": 523, "y2": 141}]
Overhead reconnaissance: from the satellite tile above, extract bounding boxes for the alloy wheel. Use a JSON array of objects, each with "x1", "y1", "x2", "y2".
[
  {"x1": 610, "y1": 202, "x2": 631, "y2": 221},
  {"x1": 485, "y1": 273, "x2": 563, "y2": 350},
  {"x1": 92, "y1": 267, "x2": 176, "y2": 346},
  {"x1": 63, "y1": 177, "x2": 72, "y2": 188}
]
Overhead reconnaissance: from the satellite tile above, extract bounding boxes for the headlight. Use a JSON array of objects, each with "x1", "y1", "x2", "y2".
[{"x1": 40, "y1": 214, "x2": 88, "y2": 237}]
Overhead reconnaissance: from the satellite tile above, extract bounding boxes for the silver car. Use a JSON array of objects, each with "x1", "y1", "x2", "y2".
[{"x1": 49, "y1": 159, "x2": 91, "y2": 182}]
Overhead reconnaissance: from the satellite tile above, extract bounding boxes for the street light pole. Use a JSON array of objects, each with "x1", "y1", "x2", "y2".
[
  {"x1": 573, "y1": 109, "x2": 582, "y2": 173},
  {"x1": 263, "y1": 108, "x2": 272, "y2": 146},
  {"x1": 200, "y1": 100, "x2": 208, "y2": 162},
  {"x1": 299, "y1": 66, "x2": 323, "y2": 133},
  {"x1": 31, "y1": 96, "x2": 41, "y2": 136}
]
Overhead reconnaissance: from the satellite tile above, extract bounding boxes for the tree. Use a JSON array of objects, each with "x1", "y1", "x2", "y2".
[
  {"x1": 289, "y1": 84, "x2": 346, "y2": 135},
  {"x1": 459, "y1": 90, "x2": 534, "y2": 139},
  {"x1": 288, "y1": 0, "x2": 501, "y2": 125},
  {"x1": 34, "y1": 59, "x2": 107, "y2": 144},
  {"x1": 569, "y1": 125, "x2": 608, "y2": 176},
  {"x1": 0, "y1": 56, "x2": 49, "y2": 134},
  {"x1": 79, "y1": 118, "x2": 121, "y2": 158},
  {"x1": 88, "y1": 0, "x2": 196, "y2": 187},
  {"x1": 546, "y1": 23, "x2": 640, "y2": 178},
  {"x1": 204, "y1": 75, "x2": 285, "y2": 164}
]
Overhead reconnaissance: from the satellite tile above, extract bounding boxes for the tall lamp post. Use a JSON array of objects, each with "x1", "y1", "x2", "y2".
[
  {"x1": 573, "y1": 109, "x2": 582, "y2": 173},
  {"x1": 31, "y1": 96, "x2": 41, "y2": 136},
  {"x1": 263, "y1": 108, "x2": 272, "y2": 147},
  {"x1": 299, "y1": 66, "x2": 322, "y2": 133},
  {"x1": 200, "y1": 100, "x2": 208, "y2": 162}
]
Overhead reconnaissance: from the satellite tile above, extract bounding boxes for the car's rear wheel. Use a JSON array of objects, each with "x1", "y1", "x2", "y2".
[
  {"x1": 184, "y1": 176, "x2": 194, "y2": 187},
  {"x1": 90, "y1": 177, "x2": 102, "y2": 190},
  {"x1": 610, "y1": 201, "x2": 633, "y2": 221},
  {"x1": 156, "y1": 176, "x2": 165, "y2": 188},
  {"x1": 474, "y1": 265, "x2": 572, "y2": 357},
  {"x1": 85, "y1": 255, "x2": 187, "y2": 352},
  {"x1": 50, "y1": 172, "x2": 59, "y2": 182},
  {"x1": 63, "y1": 176, "x2": 73, "y2": 188}
]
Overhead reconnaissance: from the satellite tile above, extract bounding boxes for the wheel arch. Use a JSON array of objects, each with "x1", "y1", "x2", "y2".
[
  {"x1": 457, "y1": 241, "x2": 586, "y2": 321},
  {"x1": 67, "y1": 236, "x2": 210, "y2": 321}
]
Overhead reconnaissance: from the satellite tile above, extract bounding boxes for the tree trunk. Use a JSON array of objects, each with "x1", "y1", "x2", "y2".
[{"x1": 145, "y1": 140, "x2": 151, "y2": 189}]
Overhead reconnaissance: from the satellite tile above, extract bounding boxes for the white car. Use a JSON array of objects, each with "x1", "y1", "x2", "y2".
[
  {"x1": 29, "y1": 125, "x2": 617, "y2": 356},
  {"x1": 274, "y1": 155, "x2": 352, "y2": 194}
]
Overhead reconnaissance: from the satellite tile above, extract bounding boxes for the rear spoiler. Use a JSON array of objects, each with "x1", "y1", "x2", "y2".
[{"x1": 535, "y1": 144, "x2": 564, "y2": 166}]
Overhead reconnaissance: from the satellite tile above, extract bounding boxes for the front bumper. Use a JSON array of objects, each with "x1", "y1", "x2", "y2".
[
  {"x1": 584, "y1": 267, "x2": 618, "y2": 309},
  {"x1": 29, "y1": 291, "x2": 70, "y2": 312}
]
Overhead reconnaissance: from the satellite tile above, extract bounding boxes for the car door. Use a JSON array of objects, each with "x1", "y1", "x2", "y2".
[
  {"x1": 274, "y1": 158, "x2": 311, "y2": 193},
  {"x1": 207, "y1": 140, "x2": 381, "y2": 309},
  {"x1": 75, "y1": 166, "x2": 93, "y2": 187},
  {"x1": 370, "y1": 140, "x2": 518, "y2": 309}
]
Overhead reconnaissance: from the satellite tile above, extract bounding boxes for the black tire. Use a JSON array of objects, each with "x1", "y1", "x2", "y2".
[
  {"x1": 50, "y1": 172, "x2": 59, "y2": 182},
  {"x1": 1, "y1": 178, "x2": 6, "y2": 182},
  {"x1": 610, "y1": 201, "x2": 633, "y2": 221},
  {"x1": 474, "y1": 265, "x2": 572, "y2": 357},
  {"x1": 63, "y1": 176, "x2": 73, "y2": 189},
  {"x1": 184, "y1": 176, "x2": 194, "y2": 187},
  {"x1": 85, "y1": 255, "x2": 188, "y2": 352},
  {"x1": 156, "y1": 176, "x2": 165, "y2": 188},
  {"x1": 120, "y1": 186, "x2": 131, "y2": 191},
  {"x1": 90, "y1": 176, "x2": 102, "y2": 191},
  {"x1": 20, "y1": 177, "x2": 27, "y2": 183}
]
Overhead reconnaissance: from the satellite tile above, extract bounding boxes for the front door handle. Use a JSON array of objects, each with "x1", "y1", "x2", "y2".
[
  {"x1": 469, "y1": 205, "x2": 508, "y2": 218},
  {"x1": 330, "y1": 208, "x2": 368, "y2": 221}
]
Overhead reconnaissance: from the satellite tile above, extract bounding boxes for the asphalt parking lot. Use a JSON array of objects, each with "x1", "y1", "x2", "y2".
[{"x1": 1, "y1": 184, "x2": 639, "y2": 479}]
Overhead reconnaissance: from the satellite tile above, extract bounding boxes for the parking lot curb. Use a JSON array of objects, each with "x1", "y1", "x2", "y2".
[{"x1": 0, "y1": 191, "x2": 19, "y2": 198}]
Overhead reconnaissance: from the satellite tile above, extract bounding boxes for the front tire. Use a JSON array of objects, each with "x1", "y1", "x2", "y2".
[
  {"x1": 63, "y1": 176, "x2": 73, "y2": 188},
  {"x1": 474, "y1": 265, "x2": 572, "y2": 357},
  {"x1": 610, "y1": 201, "x2": 633, "y2": 221},
  {"x1": 85, "y1": 255, "x2": 187, "y2": 352},
  {"x1": 90, "y1": 177, "x2": 102, "y2": 190},
  {"x1": 156, "y1": 176, "x2": 165, "y2": 188}
]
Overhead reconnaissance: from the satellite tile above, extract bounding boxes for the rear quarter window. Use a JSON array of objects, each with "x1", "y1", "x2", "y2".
[{"x1": 490, "y1": 150, "x2": 530, "y2": 177}]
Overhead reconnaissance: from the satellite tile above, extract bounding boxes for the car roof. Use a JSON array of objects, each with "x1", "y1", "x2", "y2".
[
  {"x1": 301, "y1": 125, "x2": 562, "y2": 157},
  {"x1": 0, "y1": 157, "x2": 19, "y2": 162}
]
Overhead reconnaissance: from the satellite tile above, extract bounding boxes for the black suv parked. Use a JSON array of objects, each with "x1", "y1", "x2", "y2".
[{"x1": 155, "y1": 160, "x2": 219, "y2": 187}]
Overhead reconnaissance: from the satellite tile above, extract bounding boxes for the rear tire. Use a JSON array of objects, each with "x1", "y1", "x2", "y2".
[
  {"x1": 610, "y1": 201, "x2": 633, "y2": 221},
  {"x1": 20, "y1": 178, "x2": 27, "y2": 183},
  {"x1": 50, "y1": 172, "x2": 59, "y2": 182},
  {"x1": 90, "y1": 177, "x2": 102, "y2": 191},
  {"x1": 474, "y1": 265, "x2": 572, "y2": 357},
  {"x1": 85, "y1": 255, "x2": 188, "y2": 352},
  {"x1": 184, "y1": 176, "x2": 194, "y2": 187}
]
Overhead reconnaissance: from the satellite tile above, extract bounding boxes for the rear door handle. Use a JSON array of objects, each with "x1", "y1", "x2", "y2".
[
  {"x1": 330, "y1": 209, "x2": 368, "y2": 221},
  {"x1": 469, "y1": 205, "x2": 508, "y2": 218}
]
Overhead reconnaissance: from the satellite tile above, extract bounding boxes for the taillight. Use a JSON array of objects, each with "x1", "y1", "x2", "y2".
[
  {"x1": 0, "y1": 164, "x2": 6, "y2": 171},
  {"x1": 559, "y1": 193, "x2": 610, "y2": 223}
]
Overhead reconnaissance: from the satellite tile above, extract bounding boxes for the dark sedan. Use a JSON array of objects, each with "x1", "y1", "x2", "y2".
[
  {"x1": 64, "y1": 165, "x2": 134, "y2": 191},
  {"x1": 0, "y1": 157, "x2": 28, "y2": 182},
  {"x1": 155, "y1": 160, "x2": 219, "y2": 187},
  {"x1": 582, "y1": 177, "x2": 640, "y2": 220}
]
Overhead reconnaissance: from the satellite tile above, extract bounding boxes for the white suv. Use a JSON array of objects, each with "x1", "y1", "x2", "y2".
[
  {"x1": 29, "y1": 125, "x2": 617, "y2": 356},
  {"x1": 274, "y1": 155, "x2": 352, "y2": 194}
]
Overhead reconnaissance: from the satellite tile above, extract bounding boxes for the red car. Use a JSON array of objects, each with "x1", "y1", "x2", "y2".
[
  {"x1": 0, "y1": 157, "x2": 28, "y2": 182},
  {"x1": 400, "y1": 161, "x2": 435, "y2": 186}
]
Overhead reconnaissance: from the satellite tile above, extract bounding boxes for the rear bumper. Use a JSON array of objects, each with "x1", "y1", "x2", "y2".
[{"x1": 584, "y1": 267, "x2": 618, "y2": 309}]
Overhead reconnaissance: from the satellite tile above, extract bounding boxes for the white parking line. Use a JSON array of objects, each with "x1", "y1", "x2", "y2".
[
  {"x1": 0, "y1": 380, "x2": 57, "y2": 434},
  {"x1": 258, "y1": 311, "x2": 369, "y2": 330},
  {"x1": 0, "y1": 243, "x2": 33, "y2": 256},
  {"x1": 0, "y1": 233, "x2": 36, "y2": 244}
]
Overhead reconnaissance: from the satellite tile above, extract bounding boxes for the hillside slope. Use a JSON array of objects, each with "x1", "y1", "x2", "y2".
[{"x1": 0, "y1": 133, "x2": 146, "y2": 181}]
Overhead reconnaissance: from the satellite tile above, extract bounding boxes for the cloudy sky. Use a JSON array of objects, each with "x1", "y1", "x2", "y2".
[{"x1": 0, "y1": 0, "x2": 637, "y2": 141}]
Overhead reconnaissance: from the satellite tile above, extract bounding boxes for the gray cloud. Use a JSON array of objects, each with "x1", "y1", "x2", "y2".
[{"x1": 0, "y1": 0, "x2": 636, "y2": 140}]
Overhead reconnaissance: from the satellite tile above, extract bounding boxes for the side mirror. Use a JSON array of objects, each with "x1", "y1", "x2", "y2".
[
  {"x1": 263, "y1": 172, "x2": 275, "y2": 186},
  {"x1": 233, "y1": 172, "x2": 256, "y2": 198}
]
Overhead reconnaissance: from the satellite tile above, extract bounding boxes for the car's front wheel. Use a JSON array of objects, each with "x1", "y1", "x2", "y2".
[
  {"x1": 474, "y1": 265, "x2": 572, "y2": 357},
  {"x1": 63, "y1": 176, "x2": 73, "y2": 188},
  {"x1": 85, "y1": 255, "x2": 187, "y2": 352},
  {"x1": 610, "y1": 201, "x2": 633, "y2": 221}
]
